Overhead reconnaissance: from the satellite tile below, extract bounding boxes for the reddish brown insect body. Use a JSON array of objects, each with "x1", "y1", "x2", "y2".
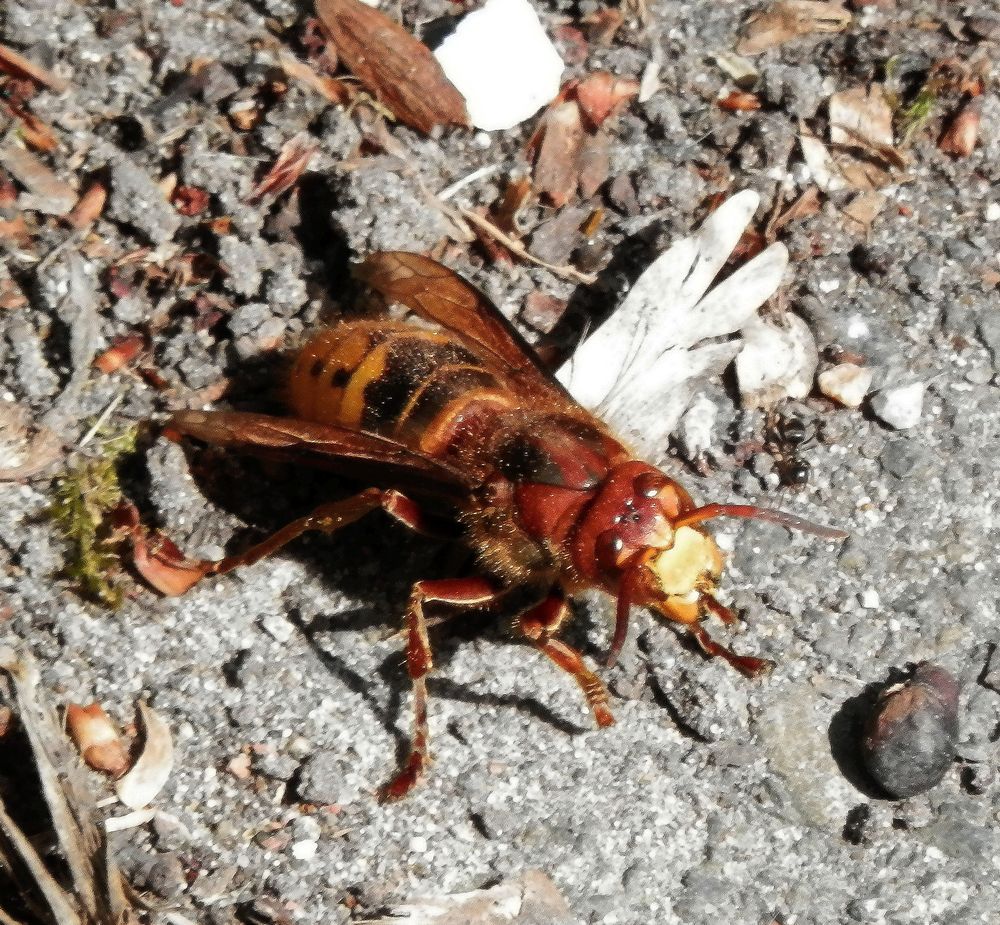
[{"x1": 128, "y1": 252, "x2": 845, "y2": 801}]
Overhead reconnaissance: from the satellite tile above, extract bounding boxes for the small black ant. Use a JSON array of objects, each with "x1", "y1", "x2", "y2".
[{"x1": 765, "y1": 409, "x2": 815, "y2": 487}]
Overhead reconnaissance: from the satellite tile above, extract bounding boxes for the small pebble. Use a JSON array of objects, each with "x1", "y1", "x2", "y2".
[
  {"x1": 985, "y1": 202, "x2": 1000, "y2": 222},
  {"x1": 870, "y1": 382, "x2": 924, "y2": 429},
  {"x1": 861, "y1": 663, "x2": 960, "y2": 798},
  {"x1": 435, "y1": 0, "x2": 564, "y2": 131},
  {"x1": 409, "y1": 835, "x2": 428, "y2": 853},
  {"x1": 859, "y1": 588, "x2": 880, "y2": 609},
  {"x1": 818, "y1": 363, "x2": 874, "y2": 409},
  {"x1": 291, "y1": 839, "x2": 318, "y2": 861}
]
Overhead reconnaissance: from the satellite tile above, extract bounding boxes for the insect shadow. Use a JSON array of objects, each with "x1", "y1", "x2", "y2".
[{"x1": 148, "y1": 445, "x2": 593, "y2": 747}]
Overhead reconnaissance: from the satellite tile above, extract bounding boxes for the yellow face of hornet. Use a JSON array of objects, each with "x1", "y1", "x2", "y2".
[{"x1": 646, "y1": 526, "x2": 724, "y2": 624}]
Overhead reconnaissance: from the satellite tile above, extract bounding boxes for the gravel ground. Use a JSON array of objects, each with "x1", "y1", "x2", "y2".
[{"x1": 1, "y1": 0, "x2": 999, "y2": 923}]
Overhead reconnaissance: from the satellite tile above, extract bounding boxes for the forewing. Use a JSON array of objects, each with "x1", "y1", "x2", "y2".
[
  {"x1": 557, "y1": 191, "x2": 790, "y2": 460},
  {"x1": 167, "y1": 410, "x2": 475, "y2": 499},
  {"x1": 558, "y1": 190, "x2": 765, "y2": 411},
  {"x1": 355, "y1": 251, "x2": 573, "y2": 403},
  {"x1": 558, "y1": 236, "x2": 699, "y2": 408}
]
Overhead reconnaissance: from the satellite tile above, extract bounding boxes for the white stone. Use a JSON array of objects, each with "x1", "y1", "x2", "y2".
[
  {"x1": 409, "y1": 835, "x2": 428, "y2": 853},
  {"x1": 291, "y1": 839, "x2": 318, "y2": 861},
  {"x1": 986, "y1": 202, "x2": 1000, "y2": 222},
  {"x1": 871, "y1": 381, "x2": 924, "y2": 429},
  {"x1": 434, "y1": 0, "x2": 564, "y2": 131},
  {"x1": 817, "y1": 362, "x2": 873, "y2": 409},
  {"x1": 847, "y1": 317, "x2": 869, "y2": 338},
  {"x1": 736, "y1": 313, "x2": 819, "y2": 409},
  {"x1": 860, "y1": 588, "x2": 881, "y2": 609}
]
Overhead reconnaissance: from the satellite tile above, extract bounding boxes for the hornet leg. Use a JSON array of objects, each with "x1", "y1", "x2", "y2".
[
  {"x1": 379, "y1": 576, "x2": 500, "y2": 802},
  {"x1": 515, "y1": 594, "x2": 615, "y2": 728},
  {"x1": 118, "y1": 488, "x2": 425, "y2": 596}
]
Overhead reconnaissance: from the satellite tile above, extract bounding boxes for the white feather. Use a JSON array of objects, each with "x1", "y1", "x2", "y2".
[{"x1": 556, "y1": 191, "x2": 789, "y2": 459}]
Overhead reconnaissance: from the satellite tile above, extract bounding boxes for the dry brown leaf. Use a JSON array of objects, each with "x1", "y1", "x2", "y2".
[
  {"x1": 66, "y1": 703, "x2": 130, "y2": 778},
  {"x1": 738, "y1": 0, "x2": 851, "y2": 55},
  {"x1": 0, "y1": 273, "x2": 28, "y2": 310},
  {"x1": 247, "y1": 131, "x2": 319, "y2": 204},
  {"x1": 767, "y1": 185, "x2": 821, "y2": 239},
  {"x1": 800, "y1": 125, "x2": 895, "y2": 193},
  {"x1": 315, "y1": 0, "x2": 469, "y2": 134},
  {"x1": 0, "y1": 42, "x2": 69, "y2": 91},
  {"x1": 4, "y1": 102, "x2": 59, "y2": 153},
  {"x1": 581, "y1": 7, "x2": 625, "y2": 46},
  {"x1": 575, "y1": 71, "x2": 639, "y2": 127},
  {"x1": 829, "y1": 84, "x2": 893, "y2": 147},
  {"x1": 93, "y1": 334, "x2": 146, "y2": 374},
  {"x1": 939, "y1": 97, "x2": 982, "y2": 157},
  {"x1": 66, "y1": 180, "x2": 107, "y2": 229},
  {"x1": 0, "y1": 143, "x2": 77, "y2": 216},
  {"x1": 114, "y1": 702, "x2": 173, "y2": 809},
  {"x1": 0, "y1": 400, "x2": 62, "y2": 480},
  {"x1": 840, "y1": 190, "x2": 887, "y2": 235},
  {"x1": 533, "y1": 101, "x2": 585, "y2": 207},
  {"x1": 577, "y1": 129, "x2": 610, "y2": 198},
  {"x1": 718, "y1": 89, "x2": 763, "y2": 111},
  {"x1": 278, "y1": 49, "x2": 351, "y2": 105},
  {"x1": 492, "y1": 176, "x2": 534, "y2": 235}
]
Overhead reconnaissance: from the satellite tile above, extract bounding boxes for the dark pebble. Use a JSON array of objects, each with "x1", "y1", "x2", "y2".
[{"x1": 861, "y1": 663, "x2": 960, "y2": 799}]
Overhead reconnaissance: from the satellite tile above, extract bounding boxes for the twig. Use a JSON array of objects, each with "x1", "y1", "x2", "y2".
[
  {"x1": 78, "y1": 392, "x2": 126, "y2": 449},
  {"x1": 457, "y1": 207, "x2": 598, "y2": 285},
  {"x1": 437, "y1": 163, "x2": 502, "y2": 202},
  {"x1": 0, "y1": 42, "x2": 69, "y2": 92}
]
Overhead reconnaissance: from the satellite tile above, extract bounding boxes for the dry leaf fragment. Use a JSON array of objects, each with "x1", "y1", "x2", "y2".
[
  {"x1": 829, "y1": 84, "x2": 894, "y2": 147},
  {"x1": 799, "y1": 124, "x2": 895, "y2": 193},
  {"x1": 0, "y1": 143, "x2": 77, "y2": 215},
  {"x1": 114, "y1": 701, "x2": 173, "y2": 809},
  {"x1": 93, "y1": 334, "x2": 146, "y2": 374},
  {"x1": 0, "y1": 272, "x2": 28, "y2": 309},
  {"x1": 365, "y1": 870, "x2": 574, "y2": 925},
  {"x1": 66, "y1": 703, "x2": 130, "y2": 778},
  {"x1": 66, "y1": 179, "x2": 107, "y2": 229},
  {"x1": 840, "y1": 190, "x2": 886, "y2": 234},
  {"x1": 575, "y1": 71, "x2": 639, "y2": 127},
  {"x1": 718, "y1": 89, "x2": 762, "y2": 111},
  {"x1": 766, "y1": 185, "x2": 821, "y2": 239},
  {"x1": 278, "y1": 49, "x2": 351, "y2": 105},
  {"x1": 0, "y1": 400, "x2": 62, "y2": 480},
  {"x1": 0, "y1": 41, "x2": 69, "y2": 91},
  {"x1": 533, "y1": 101, "x2": 585, "y2": 207},
  {"x1": 581, "y1": 7, "x2": 625, "y2": 46},
  {"x1": 112, "y1": 500, "x2": 210, "y2": 596},
  {"x1": 247, "y1": 132, "x2": 319, "y2": 204},
  {"x1": 315, "y1": 0, "x2": 469, "y2": 134},
  {"x1": 3, "y1": 101, "x2": 59, "y2": 153},
  {"x1": 738, "y1": 0, "x2": 851, "y2": 55},
  {"x1": 576, "y1": 129, "x2": 610, "y2": 198},
  {"x1": 171, "y1": 184, "x2": 210, "y2": 216},
  {"x1": 938, "y1": 97, "x2": 981, "y2": 157}
]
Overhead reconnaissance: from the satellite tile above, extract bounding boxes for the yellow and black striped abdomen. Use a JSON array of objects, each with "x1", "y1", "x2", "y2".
[{"x1": 287, "y1": 322, "x2": 511, "y2": 450}]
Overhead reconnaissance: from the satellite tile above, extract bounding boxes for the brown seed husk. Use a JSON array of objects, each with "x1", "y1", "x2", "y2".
[{"x1": 315, "y1": 0, "x2": 469, "y2": 134}]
